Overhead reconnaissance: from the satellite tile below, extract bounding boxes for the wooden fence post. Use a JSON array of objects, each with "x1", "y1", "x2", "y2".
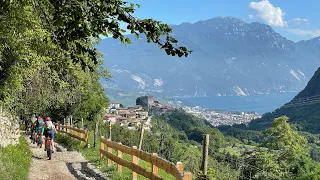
[
  {"x1": 117, "y1": 142, "x2": 122, "y2": 173},
  {"x1": 81, "y1": 118, "x2": 84, "y2": 129},
  {"x1": 107, "y1": 139, "x2": 112, "y2": 165},
  {"x1": 75, "y1": 127, "x2": 79, "y2": 137},
  {"x1": 183, "y1": 172, "x2": 192, "y2": 180},
  {"x1": 132, "y1": 146, "x2": 138, "y2": 180},
  {"x1": 100, "y1": 136, "x2": 105, "y2": 158},
  {"x1": 85, "y1": 130, "x2": 89, "y2": 148},
  {"x1": 176, "y1": 162, "x2": 184, "y2": 175},
  {"x1": 138, "y1": 124, "x2": 144, "y2": 150},
  {"x1": 94, "y1": 122, "x2": 98, "y2": 148},
  {"x1": 80, "y1": 128, "x2": 83, "y2": 139},
  {"x1": 201, "y1": 134, "x2": 209, "y2": 175},
  {"x1": 108, "y1": 121, "x2": 112, "y2": 141},
  {"x1": 152, "y1": 153, "x2": 158, "y2": 176}
]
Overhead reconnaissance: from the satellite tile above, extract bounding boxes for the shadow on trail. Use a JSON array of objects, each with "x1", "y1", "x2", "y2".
[
  {"x1": 66, "y1": 162, "x2": 107, "y2": 180},
  {"x1": 32, "y1": 155, "x2": 43, "y2": 160}
]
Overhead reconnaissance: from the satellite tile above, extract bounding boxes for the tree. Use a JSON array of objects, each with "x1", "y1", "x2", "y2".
[
  {"x1": 0, "y1": 0, "x2": 191, "y2": 119},
  {"x1": 264, "y1": 116, "x2": 308, "y2": 163},
  {"x1": 241, "y1": 116, "x2": 320, "y2": 179}
]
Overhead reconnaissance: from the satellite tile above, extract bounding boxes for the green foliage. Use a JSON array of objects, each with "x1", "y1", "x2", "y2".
[
  {"x1": 155, "y1": 109, "x2": 233, "y2": 149},
  {"x1": 0, "y1": 136, "x2": 32, "y2": 180},
  {"x1": 224, "y1": 127, "x2": 264, "y2": 143},
  {"x1": 310, "y1": 144, "x2": 320, "y2": 162},
  {"x1": 0, "y1": 0, "x2": 191, "y2": 122},
  {"x1": 241, "y1": 116, "x2": 320, "y2": 179},
  {"x1": 265, "y1": 116, "x2": 308, "y2": 162},
  {"x1": 152, "y1": 110, "x2": 241, "y2": 178},
  {"x1": 245, "y1": 103, "x2": 320, "y2": 133}
]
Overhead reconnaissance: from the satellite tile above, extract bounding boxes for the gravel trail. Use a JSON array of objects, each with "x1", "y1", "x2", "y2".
[{"x1": 26, "y1": 136, "x2": 108, "y2": 180}]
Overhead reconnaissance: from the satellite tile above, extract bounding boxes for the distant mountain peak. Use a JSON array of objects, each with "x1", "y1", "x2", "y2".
[
  {"x1": 98, "y1": 16, "x2": 320, "y2": 99},
  {"x1": 197, "y1": 16, "x2": 247, "y2": 26},
  {"x1": 177, "y1": 16, "x2": 246, "y2": 26}
]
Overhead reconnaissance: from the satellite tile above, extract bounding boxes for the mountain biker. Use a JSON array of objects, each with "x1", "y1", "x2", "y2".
[
  {"x1": 30, "y1": 114, "x2": 37, "y2": 140},
  {"x1": 35, "y1": 116, "x2": 44, "y2": 146},
  {"x1": 43, "y1": 117, "x2": 55, "y2": 152}
]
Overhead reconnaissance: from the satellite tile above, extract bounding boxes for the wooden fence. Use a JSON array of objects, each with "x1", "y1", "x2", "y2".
[
  {"x1": 54, "y1": 123, "x2": 89, "y2": 147},
  {"x1": 100, "y1": 136, "x2": 192, "y2": 180}
]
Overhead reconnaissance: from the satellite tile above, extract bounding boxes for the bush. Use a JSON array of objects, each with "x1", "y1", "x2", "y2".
[{"x1": 0, "y1": 136, "x2": 32, "y2": 180}]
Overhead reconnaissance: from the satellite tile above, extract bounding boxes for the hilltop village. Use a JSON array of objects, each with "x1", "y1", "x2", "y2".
[
  {"x1": 104, "y1": 96, "x2": 261, "y2": 129},
  {"x1": 103, "y1": 96, "x2": 174, "y2": 130}
]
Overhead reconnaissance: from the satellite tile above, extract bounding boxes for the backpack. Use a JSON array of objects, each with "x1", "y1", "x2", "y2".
[
  {"x1": 31, "y1": 117, "x2": 37, "y2": 124},
  {"x1": 46, "y1": 121, "x2": 53, "y2": 130}
]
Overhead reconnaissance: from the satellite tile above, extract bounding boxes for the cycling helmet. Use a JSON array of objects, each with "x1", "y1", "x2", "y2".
[
  {"x1": 38, "y1": 116, "x2": 43, "y2": 120},
  {"x1": 45, "y1": 117, "x2": 51, "y2": 121}
]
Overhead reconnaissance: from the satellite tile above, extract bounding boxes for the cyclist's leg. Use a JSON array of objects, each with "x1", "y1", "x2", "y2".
[
  {"x1": 50, "y1": 130, "x2": 54, "y2": 151},
  {"x1": 35, "y1": 127, "x2": 39, "y2": 140},
  {"x1": 44, "y1": 130, "x2": 48, "y2": 150},
  {"x1": 41, "y1": 127, "x2": 44, "y2": 142}
]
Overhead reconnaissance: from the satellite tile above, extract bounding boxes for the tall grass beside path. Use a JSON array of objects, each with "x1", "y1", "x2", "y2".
[{"x1": 0, "y1": 136, "x2": 32, "y2": 180}]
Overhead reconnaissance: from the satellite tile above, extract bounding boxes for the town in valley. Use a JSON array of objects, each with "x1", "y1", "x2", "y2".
[{"x1": 104, "y1": 95, "x2": 261, "y2": 129}]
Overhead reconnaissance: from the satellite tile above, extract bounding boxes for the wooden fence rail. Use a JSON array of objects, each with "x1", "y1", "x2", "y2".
[
  {"x1": 54, "y1": 123, "x2": 89, "y2": 147},
  {"x1": 100, "y1": 136, "x2": 192, "y2": 180}
]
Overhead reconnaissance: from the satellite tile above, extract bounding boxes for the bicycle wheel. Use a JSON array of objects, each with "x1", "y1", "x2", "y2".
[
  {"x1": 33, "y1": 133, "x2": 36, "y2": 144},
  {"x1": 38, "y1": 134, "x2": 42, "y2": 148},
  {"x1": 47, "y1": 140, "x2": 52, "y2": 160}
]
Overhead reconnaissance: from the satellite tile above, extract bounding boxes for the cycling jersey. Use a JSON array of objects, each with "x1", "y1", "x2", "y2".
[{"x1": 36, "y1": 119, "x2": 44, "y2": 133}]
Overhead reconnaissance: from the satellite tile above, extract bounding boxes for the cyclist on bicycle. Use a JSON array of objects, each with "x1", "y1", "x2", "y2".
[
  {"x1": 35, "y1": 116, "x2": 44, "y2": 145},
  {"x1": 43, "y1": 117, "x2": 55, "y2": 152},
  {"x1": 30, "y1": 114, "x2": 37, "y2": 140}
]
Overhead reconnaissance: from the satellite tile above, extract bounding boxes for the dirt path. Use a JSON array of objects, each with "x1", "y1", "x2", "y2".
[{"x1": 26, "y1": 136, "x2": 108, "y2": 180}]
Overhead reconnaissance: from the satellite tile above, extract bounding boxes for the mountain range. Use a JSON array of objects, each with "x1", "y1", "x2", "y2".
[{"x1": 97, "y1": 17, "x2": 320, "y2": 98}]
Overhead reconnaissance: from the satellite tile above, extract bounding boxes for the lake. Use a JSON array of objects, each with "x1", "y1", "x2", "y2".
[{"x1": 177, "y1": 92, "x2": 298, "y2": 114}]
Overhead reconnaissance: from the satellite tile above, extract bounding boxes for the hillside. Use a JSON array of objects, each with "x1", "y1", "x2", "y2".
[
  {"x1": 233, "y1": 67, "x2": 320, "y2": 133},
  {"x1": 98, "y1": 17, "x2": 320, "y2": 98}
]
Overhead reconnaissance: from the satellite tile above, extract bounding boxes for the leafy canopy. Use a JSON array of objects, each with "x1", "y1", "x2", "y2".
[{"x1": 0, "y1": 0, "x2": 191, "y2": 120}]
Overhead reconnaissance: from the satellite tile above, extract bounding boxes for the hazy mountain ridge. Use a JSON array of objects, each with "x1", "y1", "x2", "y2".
[
  {"x1": 98, "y1": 17, "x2": 320, "y2": 98},
  {"x1": 235, "y1": 67, "x2": 320, "y2": 133}
]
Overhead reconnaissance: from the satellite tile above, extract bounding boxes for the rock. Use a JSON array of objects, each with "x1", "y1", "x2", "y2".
[{"x1": 0, "y1": 115, "x2": 20, "y2": 148}]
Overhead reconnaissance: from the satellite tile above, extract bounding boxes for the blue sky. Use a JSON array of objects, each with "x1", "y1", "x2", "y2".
[{"x1": 127, "y1": 0, "x2": 320, "y2": 42}]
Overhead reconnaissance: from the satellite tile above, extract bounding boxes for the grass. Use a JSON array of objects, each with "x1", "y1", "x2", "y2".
[
  {"x1": 55, "y1": 132, "x2": 176, "y2": 180},
  {"x1": 0, "y1": 136, "x2": 32, "y2": 180},
  {"x1": 219, "y1": 143, "x2": 258, "y2": 156}
]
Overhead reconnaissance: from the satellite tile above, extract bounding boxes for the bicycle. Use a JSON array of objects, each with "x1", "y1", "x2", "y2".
[
  {"x1": 45, "y1": 136, "x2": 53, "y2": 160},
  {"x1": 32, "y1": 131, "x2": 37, "y2": 144},
  {"x1": 37, "y1": 130, "x2": 43, "y2": 148}
]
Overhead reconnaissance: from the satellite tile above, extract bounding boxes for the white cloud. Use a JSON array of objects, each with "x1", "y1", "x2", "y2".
[
  {"x1": 290, "y1": 18, "x2": 308, "y2": 23},
  {"x1": 249, "y1": 0, "x2": 287, "y2": 27},
  {"x1": 286, "y1": 29, "x2": 320, "y2": 38},
  {"x1": 289, "y1": 18, "x2": 309, "y2": 24},
  {"x1": 248, "y1": 14, "x2": 254, "y2": 19}
]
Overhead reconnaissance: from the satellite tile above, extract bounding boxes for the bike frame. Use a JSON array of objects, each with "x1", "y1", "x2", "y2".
[{"x1": 45, "y1": 136, "x2": 51, "y2": 149}]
